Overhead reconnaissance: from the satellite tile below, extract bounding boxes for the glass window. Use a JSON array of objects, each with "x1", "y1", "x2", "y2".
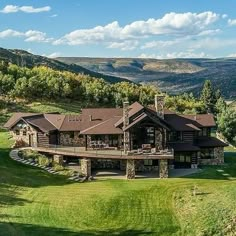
[
  {"x1": 185, "y1": 156, "x2": 191, "y2": 163},
  {"x1": 23, "y1": 130, "x2": 27, "y2": 136},
  {"x1": 144, "y1": 160, "x2": 153, "y2": 166},
  {"x1": 200, "y1": 148, "x2": 214, "y2": 159},
  {"x1": 180, "y1": 155, "x2": 185, "y2": 162},
  {"x1": 15, "y1": 130, "x2": 20, "y2": 135}
]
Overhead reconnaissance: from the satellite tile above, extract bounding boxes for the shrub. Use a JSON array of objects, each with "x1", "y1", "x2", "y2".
[
  {"x1": 52, "y1": 164, "x2": 65, "y2": 172},
  {"x1": 38, "y1": 155, "x2": 50, "y2": 167},
  {"x1": 19, "y1": 149, "x2": 40, "y2": 160}
]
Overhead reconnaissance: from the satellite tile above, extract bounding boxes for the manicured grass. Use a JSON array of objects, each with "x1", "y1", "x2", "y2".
[{"x1": 0, "y1": 131, "x2": 236, "y2": 236}]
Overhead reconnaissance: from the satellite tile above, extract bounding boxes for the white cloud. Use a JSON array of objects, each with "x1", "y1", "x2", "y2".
[
  {"x1": 227, "y1": 53, "x2": 236, "y2": 58},
  {"x1": 222, "y1": 14, "x2": 228, "y2": 19},
  {"x1": 139, "y1": 51, "x2": 209, "y2": 59},
  {"x1": 228, "y1": 19, "x2": 236, "y2": 26},
  {"x1": 0, "y1": 5, "x2": 51, "y2": 13},
  {"x1": 0, "y1": 29, "x2": 53, "y2": 42},
  {"x1": 141, "y1": 40, "x2": 180, "y2": 49},
  {"x1": 54, "y1": 11, "x2": 220, "y2": 45},
  {"x1": 44, "y1": 52, "x2": 61, "y2": 58},
  {"x1": 107, "y1": 40, "x2": 139, "y2": 51},
  {"x1": 0, "y1": 29, "x2": 23, "y2": 38},
  {"x1": 50, "y1": 14, "x2": 58, "y2": 18}
]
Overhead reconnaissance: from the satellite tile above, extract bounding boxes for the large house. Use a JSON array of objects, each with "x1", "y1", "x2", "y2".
[{"x1": 4, "y1": 95, "x2": 227, "y2": 179}]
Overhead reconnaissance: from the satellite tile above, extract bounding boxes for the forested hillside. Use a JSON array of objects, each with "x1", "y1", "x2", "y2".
[
  {"x1": 58, "y1": 57, "x2": 236, "y2": 98},
  {"x1": 0, "y1": 48, "x2": 128, "y2": 83}
]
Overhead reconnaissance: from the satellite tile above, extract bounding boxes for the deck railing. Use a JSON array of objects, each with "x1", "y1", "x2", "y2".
[{"x1": 37, "y1": 144, "x2": 174, "y2": 158}]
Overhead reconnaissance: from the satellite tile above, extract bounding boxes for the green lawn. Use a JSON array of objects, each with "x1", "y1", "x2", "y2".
[{"x1": 0, "y1": 131, "x2": 236, "y2": 236}]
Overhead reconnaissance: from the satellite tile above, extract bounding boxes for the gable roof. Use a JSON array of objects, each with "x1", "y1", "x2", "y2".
[
  {"x1": 164, "y1": 113, "x2": 215, "y2": 131},
  {"x1": 25, "y1": 116, "x2": 57, "y2": 132},
  {"x1": 4, "y1": 113, "x2": 41, "y2": 129},
  {"x1": 80, "y1": 116, "x2": 123, "y2": 135}
]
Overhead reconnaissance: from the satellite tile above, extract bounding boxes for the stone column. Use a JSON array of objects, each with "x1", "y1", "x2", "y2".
[
  {"x1": 123, "y1": 101, "x2": 130, "y2": 154},
  {"x1": 155, "y1": 129, "x2": 163, "y2": 151},
  {"x1": 53, "y1": 155, "x2": 64, "y2": 165},
  {"x1": 126, "y1": 159, "x2": 135, "y2": 179},
  {"x1": 155, "y1": 94, "x2": 165, "y2": 119},
  {"x1": 159, "y1": 159, "x2": 168, "y2": 178},
  {"x1": 80, "y1": 158, "x2": 91, "y2": 177}
]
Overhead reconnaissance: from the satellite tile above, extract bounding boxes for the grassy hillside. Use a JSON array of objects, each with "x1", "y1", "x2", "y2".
[
  {"x1": 0, "y1": 131, "x2": 236, "y2": 235},
  {"x1": 0, "y1": 99, "x2": 83, "y2": 130},
  {"x1": 57, "y1": 57, "x2": 236, "y2": 98},
  {"x1": 0, "y1": 48, "x2": 129, "y2": 83}
]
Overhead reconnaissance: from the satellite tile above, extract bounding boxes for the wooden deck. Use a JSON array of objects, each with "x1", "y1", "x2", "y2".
[{"x1": 32, "y1": 146, "x2": 174, "y2": 160}]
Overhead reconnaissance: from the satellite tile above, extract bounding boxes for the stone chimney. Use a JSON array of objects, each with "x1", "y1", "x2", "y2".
[
  {"x1": 123, "y1": 101, "x2": 130, "y2": 154},
  {"x1": 155, "y1": 95, "x2": 165, "y2": 119}
]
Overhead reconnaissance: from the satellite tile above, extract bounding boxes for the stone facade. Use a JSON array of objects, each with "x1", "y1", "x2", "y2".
[
  {"x1": 80, "y1": 158, "x2": 91, "y2": 177},
  {"x1": 86, "y1": 134, "x2": 123, "y2": 149},
  {"x1": 155, "y1": 129, "x2": 163, "y2": 150},
  {"x1": 11, "y1": 121, "x2": 38, "y2": 147},
  {"x1": 123, "y1": 101, "x2": 130, "y2": 154},
  {"x1": 159, "y1": 159, "x2": 168, "y2": 178},
  {"x1": 59, "y1": 132, "x2": 85, "y2": 146},
  {"x1": 198, "y1": 147, "x2": 224, "y2": 165},
  {"x1": 126, "y1": 159, "x2": 135, "y2": 179}
]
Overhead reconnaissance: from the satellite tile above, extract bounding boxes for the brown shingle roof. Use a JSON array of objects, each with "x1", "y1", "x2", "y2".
[
  {"x1": 169, "y1": 142, "x2": 201, "y2": 152},
  {"x1": 25, "y1": 116, "x2": 57, "y2": 132},
  {"x1": 4, "y1": 113, "x2": 41, "y2": 128},
  {"x1": 44, "y1": 114, "x2": 66, "y2": 129},
  {"x1": 164, "y1": 113, "x2": 216, "y2": 131},
  {"x1": 80, "y1": 108, "x2": 123, "y2": 131},
  {"x1": 59, "y1": 115, "x2": 82, "y2": 131},
  {"x1": 80, "y1": 116, "x2": 123, "y2": 135},
  {"x1": 195, "y1": 137, "x2": 228, "y2": 147}
]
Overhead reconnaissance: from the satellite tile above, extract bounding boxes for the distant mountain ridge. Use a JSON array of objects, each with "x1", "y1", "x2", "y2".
[
  {"x1": 0, "y1": 48, "x2": 128, "y2": 83},
  {"x1": 57, "y1": 57, "x2": 236, "y2": 98}
]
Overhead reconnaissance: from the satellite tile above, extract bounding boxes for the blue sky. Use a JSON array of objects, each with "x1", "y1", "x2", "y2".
[{"x1": 1, "y1": 0, "x2": 236, "y2": 58}]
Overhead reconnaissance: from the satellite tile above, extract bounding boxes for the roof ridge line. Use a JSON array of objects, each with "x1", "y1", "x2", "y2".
[{"x1": 43, "y1": 114, "x2": 60, "y2": 130}]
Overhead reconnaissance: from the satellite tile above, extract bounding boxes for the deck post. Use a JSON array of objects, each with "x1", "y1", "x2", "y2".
[
  {"x1": 159, "y1": 159, "x2": 168, "y2": 178},
  {"x1": 126, "y1": 159, "x2": 135, "y2": 179},
  {"x1": 80, "y1": 158, "x2": 91, "y2": 177},
  {"x1": 53, "y1": 154, "x2": 64, "y2": 165}
]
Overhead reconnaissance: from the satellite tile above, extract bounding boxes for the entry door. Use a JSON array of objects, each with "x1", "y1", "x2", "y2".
[{"x1": 29, "y1": 134, "x2": 35, "y2": 147}]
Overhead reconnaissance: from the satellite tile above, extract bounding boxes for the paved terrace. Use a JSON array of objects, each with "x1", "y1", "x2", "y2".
[{"x1": 32, "y1": 146, "x2": 174, "y2": 160}]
